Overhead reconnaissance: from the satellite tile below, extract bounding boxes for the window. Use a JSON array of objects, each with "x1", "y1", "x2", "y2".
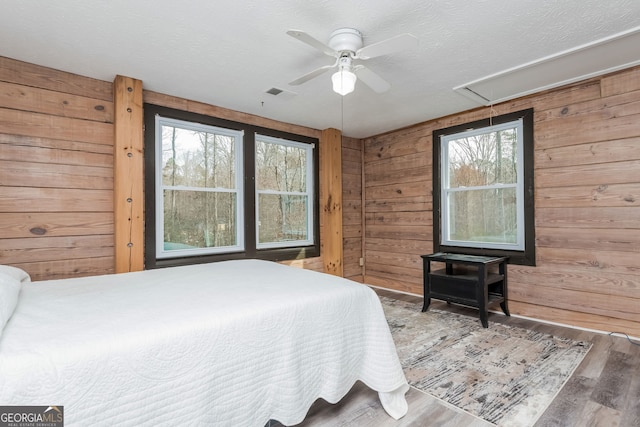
[
  {"x1": 255, "y1": 135, "x2": 314, "y2": 249},
  {"x1": 144, "y1": 104, "x2": 319, "y2": 269},
  {"x1": 155, "y1": 117, "x2": 244, "y2": 259},
  {"x1": 433, "y1": 109, "x2": 535, "y2": 265}
]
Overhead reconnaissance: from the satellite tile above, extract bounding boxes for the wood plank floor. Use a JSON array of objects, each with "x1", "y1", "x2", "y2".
[{"x1": 270, "y1": 288, "x2": 640, "y2": 427}]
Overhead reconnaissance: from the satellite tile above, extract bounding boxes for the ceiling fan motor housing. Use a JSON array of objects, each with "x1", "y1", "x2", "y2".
[{"x1": 329, "y1": 28, "x2": 363, "y2": 53}]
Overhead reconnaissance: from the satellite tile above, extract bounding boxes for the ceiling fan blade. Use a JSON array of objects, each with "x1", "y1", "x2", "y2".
[
  {"x1": 355, "y1": 33, "x2": 418, "y2": 59},
  {"x1": 289, "y1": 64, "x2": 335, "y2": 86},
  {"x1": 287, "y1": 30, "x2": 337, "y2": 57},
  {"x1": 354, "y1": 65, "x2": 391, "y2": 93}
]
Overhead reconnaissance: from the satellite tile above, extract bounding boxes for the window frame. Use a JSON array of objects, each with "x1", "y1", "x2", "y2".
[
  {"x1": 154, "y1": 116, "x2": 245, "y2": 259},
  {"x1": 144, "y1": 104, "x2": 320, "y2": 269},
  {"x1": 440, "y1": 119, "x2": 525, "y2": 251},
  {"x1": 432, "y1": 108, "x2": 536, "y2": 266},
  {"x1": 254, "y1": 134, "x2": 315, "y2": 250}
]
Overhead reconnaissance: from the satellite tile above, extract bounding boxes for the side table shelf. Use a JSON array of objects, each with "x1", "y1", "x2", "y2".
[{"x1": 421, "y1": 252, "x2": 510, "y2": 328}]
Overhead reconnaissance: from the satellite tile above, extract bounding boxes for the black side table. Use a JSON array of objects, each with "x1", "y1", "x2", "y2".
[{"x1": 421, "y1": 252, "x2": 510, "y2": 328}]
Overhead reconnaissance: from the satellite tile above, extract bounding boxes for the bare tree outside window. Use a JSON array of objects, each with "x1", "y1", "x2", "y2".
[
  {"x1": 432, "y1": 108, "x2": 535, "y2": 265},
  {"x1": 443, "y1": 123, "x2": 522, "y2": 248},
  {"x1": 145, "y1": 104, "x2": 320, "y2": 267},
  {"x1": 159, "y1": 121, "x2": 241, "y2": 256},
  {"x1": 255, "y1": 136, "x2": 312, "y2": 247}
]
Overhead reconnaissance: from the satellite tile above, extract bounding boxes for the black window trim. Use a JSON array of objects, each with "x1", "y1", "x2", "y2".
[
  {"x1": 143, "y1": 103, "x2": 320, "y2": 269},
  {"x1": 432, "y1": 108, "x2": 536, "y2": 266}
]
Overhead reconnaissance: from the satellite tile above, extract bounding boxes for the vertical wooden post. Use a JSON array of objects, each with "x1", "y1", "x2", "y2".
[
  {"x1": 113, "y1": 75, "x2": 144, "y2": 273},
  {"x1": 320, "y1": 128, "x2": 343, "y2": 276}
]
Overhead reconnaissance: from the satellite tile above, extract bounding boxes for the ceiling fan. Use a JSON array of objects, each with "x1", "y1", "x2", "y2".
[{"x1": 287, "y1": 28, "x2": 418, "y2": 95}]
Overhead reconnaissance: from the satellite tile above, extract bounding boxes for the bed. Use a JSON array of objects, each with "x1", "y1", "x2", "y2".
[{"x1": 0, "y1": 259, "x2": 409, "y2": 426}]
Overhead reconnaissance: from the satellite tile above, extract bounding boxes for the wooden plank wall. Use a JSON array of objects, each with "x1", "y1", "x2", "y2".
[
  {"x1": 361, "y1": 65, "x2": 640, "y2": 337},
  {"x1": 0, "y1": 57, "x2": 115, "y2": 280},
  {"x1": 0, "y1": 57, "x2": 347, "y2": 280},
  {"x1": 342, "y1": 135, "x2": 364, "y2": 282}
]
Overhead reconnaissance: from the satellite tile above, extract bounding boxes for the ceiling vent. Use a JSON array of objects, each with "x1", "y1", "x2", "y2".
[
  {"x1": 265, "y1": 87, "x2": 297, "y2": 100},
  {"x1": 266, "y1": 87, "x2": 283, "y2": 95},
  {"x1": 454, "y1": 26, "x2": 640, "y2": 106}
]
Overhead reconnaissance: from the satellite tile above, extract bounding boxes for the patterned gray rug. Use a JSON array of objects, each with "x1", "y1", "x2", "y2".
[{"x1": 380, "y1": 297, "x2": 592, "y2": 426}]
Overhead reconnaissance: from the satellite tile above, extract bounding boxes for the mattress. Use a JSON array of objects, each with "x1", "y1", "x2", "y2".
[{"x1": 0, "y1": 260, "x2": 408, "y2": 426}]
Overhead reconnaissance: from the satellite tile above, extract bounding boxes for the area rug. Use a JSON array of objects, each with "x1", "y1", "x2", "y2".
[{"x1": 380, "y1": 297, "x2": 592, "y2": 426}]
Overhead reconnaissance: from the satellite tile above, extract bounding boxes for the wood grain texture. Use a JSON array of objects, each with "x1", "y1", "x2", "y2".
[
  {"x1": 0, "y1": 235, "x2": 113, "y2": 264},
  {"x1": 590, "y1": 350, "x2": 635, "y2": 410},
  {"x1": 0, "y1": 187, "x2": 113, "y2": 212},
  {"x1": 619, "y1": 352, "x2": 640, "y2": 427},
  {"x1": 535, "y1": 160, "x2": 640, "y2": 188},
  {"x1": 0, "y1": 56, "x2": 113, "y2": 101},
  {"x1": 535, "y1": 246, "x2": 639, "y2": 275},
  {"x1": 535, "y1": 227, "x2": 640, "y2": 252},
  {"x1": 535, "y1": 89, "x2": 640, "y2": 122},
  {"x1": 0, "y1": 132, "x2": 114, "y2": 155},
  {"x1": 320, "y1": 128, "x2": 343, "y2": 276},
  {"x1": 15, "y1": 257, "x2": 114, "y2": 281},
  {"x1": 536, "y1": 183, "x2": 640, "y2": 208},
  {"x1": 0, "y1": 80, "x2": 113, "y2": 122},
  {"x1": 113, "y1": 75, "x2": 144, "y2": 273},
  {"x1": 0, "y1": 138, "x2": 113, "y2": 167},
  {"x1": 0, "y1": 159, "x2": 112, "y2": 189},
  {"x1": 535, "y1": 112, "x2": 640, "y2": 148},
  {"x1": 0, "y1": 212, "x2": 113, "y2": 239},
  {"x1": 535, "y1": 137, "x2": 640, "y2": 169},
  {"x1": 601, "y1": 65, "x2": 640, "y2": 97},
  {"x1": 509, "y1": 282, "x2": 640, "y2": 323},
  {"x1": 278, "y1": 256, "x2": 324, "y2": 272},
  {"x1": 536, "y1": 206, "x2": 640, "y2": 229},
  {"x1": 365, "y1": 263, "x2": 423, "y2": 287},
  {"x1": 508, "y1": 265, "x2": 640, "y2": 298},
  {"x1": 0, "y1": 107, "x2": 113, "y2": 144},
  {"x1": 365, "y1": 180, "x2": 430, "y2": 202},
  {"x1": 0, "y1": 58, "x2": 114, "y2": 279},
  {"x1": 365, "y1": 275, "x2": 422, "y2": 295}
]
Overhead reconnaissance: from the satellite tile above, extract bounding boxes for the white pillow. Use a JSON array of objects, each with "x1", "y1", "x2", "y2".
[
  {"x1": 0, "y1": 272, "x2": 21, "y2": 337},
  {"x1": 0, "y1": 265, "x2": 31, "y2": 283}
]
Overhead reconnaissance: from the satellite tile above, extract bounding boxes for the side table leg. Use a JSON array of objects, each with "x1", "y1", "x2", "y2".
[
  {"x1": 422, "y1": 256, "x2": 431, "y2": 312},
  {"x1": 499, "y1": 260, "x2": 510, "y2": 316},
  {"x1": 479, "y1": 310, "x2": 489, "y2": 328},
  {"x1": 422, "y1": 297, "x2": 431, "y2": 312},
  {"x1": 500, "y1": 300, "x2": 510, "y2": 316},
  {"x1": 479, "y1": 265, "x2": 489, "y2": 328}
]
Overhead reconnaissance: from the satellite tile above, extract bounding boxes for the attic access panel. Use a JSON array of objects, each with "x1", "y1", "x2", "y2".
[{"x1": 454, "y1": 26, "x2": 640, "y2": 105}]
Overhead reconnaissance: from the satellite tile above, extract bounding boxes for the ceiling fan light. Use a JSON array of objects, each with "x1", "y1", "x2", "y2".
[{"x1": 332, "y1": 69, "x2": 357, "y2": 95}]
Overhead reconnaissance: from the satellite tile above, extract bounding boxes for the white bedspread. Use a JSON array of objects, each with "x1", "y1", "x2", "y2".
[{"x1": 0, "y1": 260, "x2": 408, "y2": 426}]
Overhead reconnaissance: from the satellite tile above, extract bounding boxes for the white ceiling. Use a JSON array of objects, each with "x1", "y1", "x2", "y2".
[{"x1": 2, "y1": 0, "x2": 640, "y2": 138}]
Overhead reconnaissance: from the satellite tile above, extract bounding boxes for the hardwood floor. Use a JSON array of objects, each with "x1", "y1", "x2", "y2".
[{"x1": 270, "y1": 288, "x2": 640, "y2": 427}]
